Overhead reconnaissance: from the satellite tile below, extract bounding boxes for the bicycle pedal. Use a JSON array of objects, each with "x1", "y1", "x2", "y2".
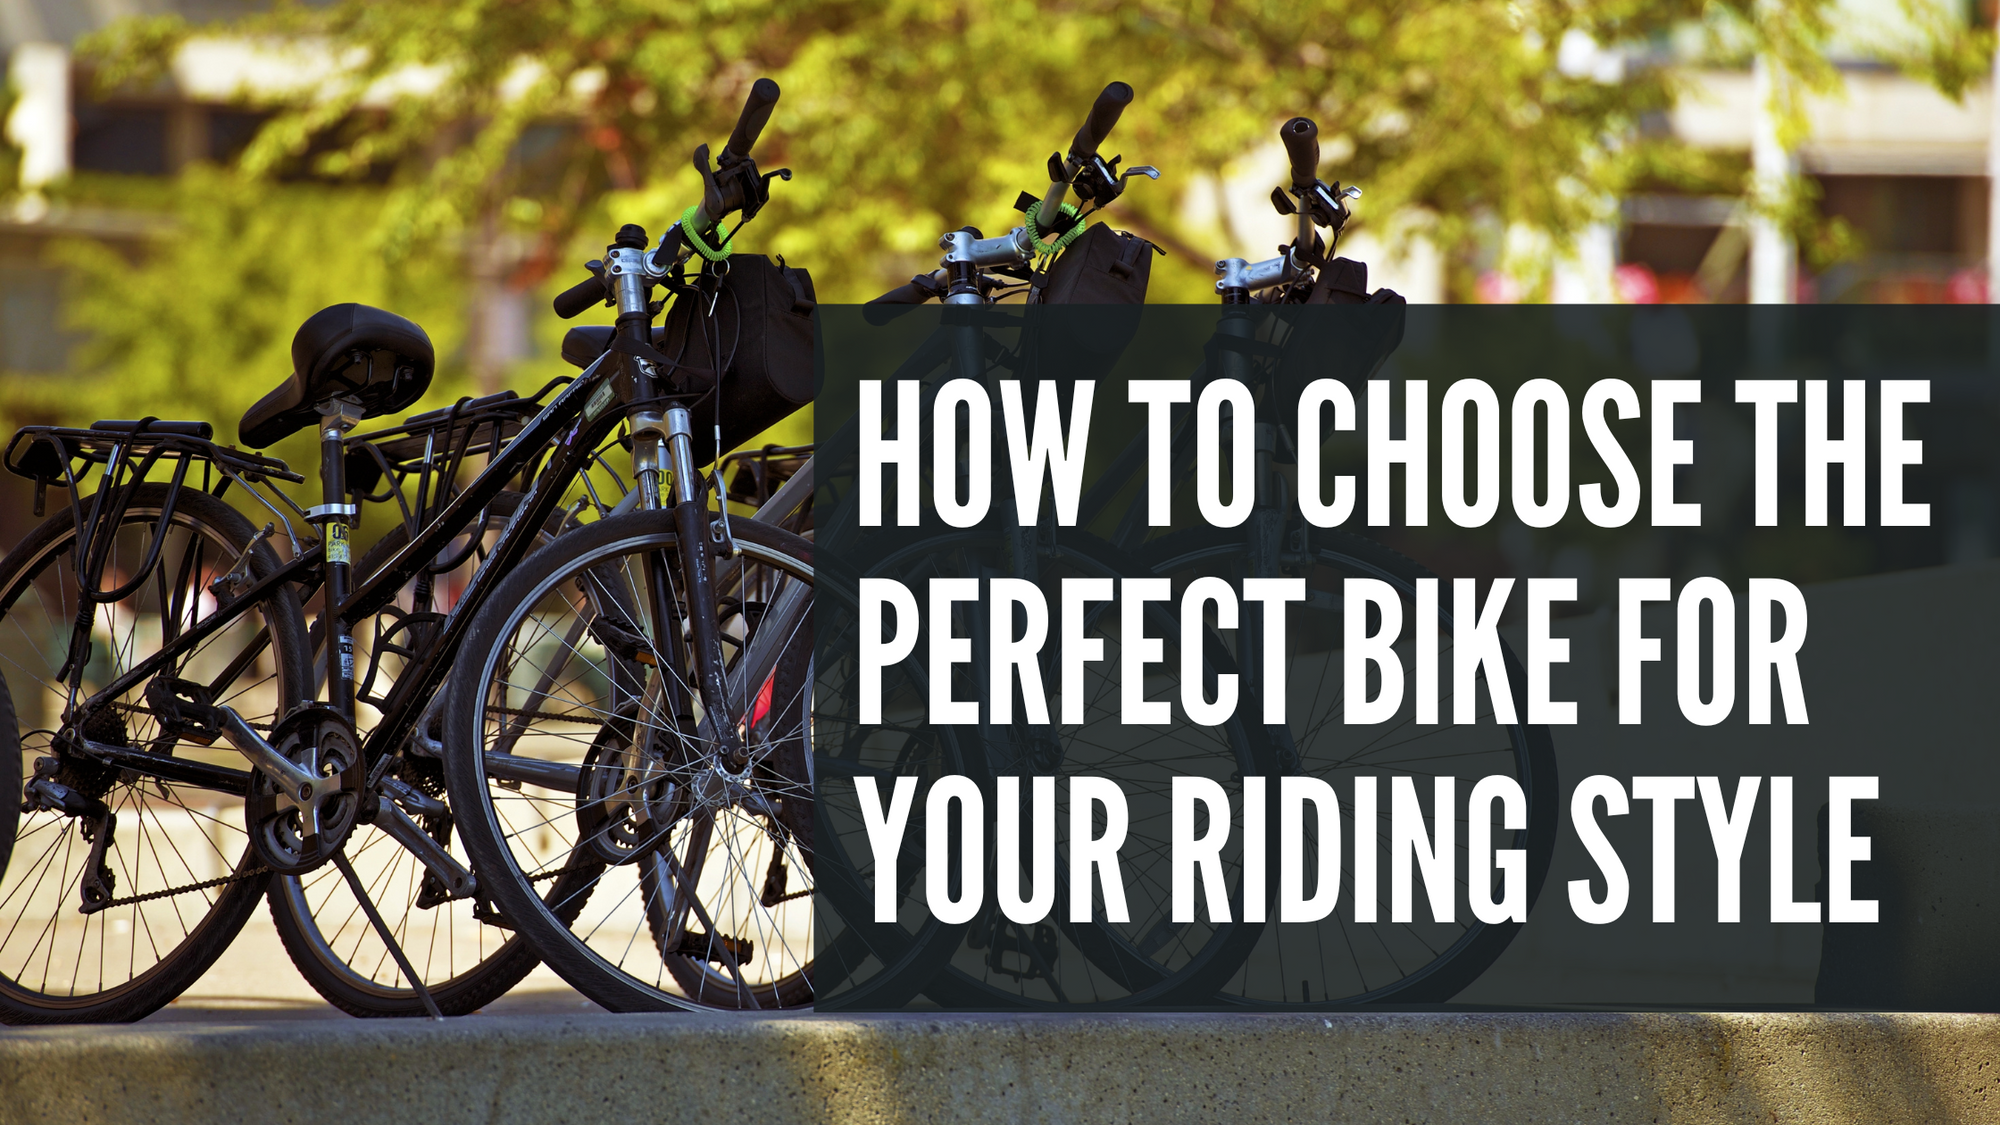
[
  {"x1": 673, "y1": 928, "x2": 753, "y2": 966},
  {"x1": 416, "y1": 872, "x2": 455, "y2": 910},
  {"x1": 145, "y1": 677, "x2": 223, "y2": 746},
  {"x1": 471, "y1": 895, "x2": 513, "y2": 930},
  {"x1": 586, "y1": 616, "x2": 657, "y2": 666},
  {"x1": 758, "y1": 850, "x2": 788, "y2": 908}
]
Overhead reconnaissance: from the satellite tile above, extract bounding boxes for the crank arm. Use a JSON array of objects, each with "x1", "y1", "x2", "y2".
[
  {"x1": 483, "y1": 751, "x2": 582, "y2": 792},
  {"x1": 372, "y1": 794, "x2": 476, "y2": 900},
  {"x1": 215, "y1": 705, "x2": 333, "y2": 802}
]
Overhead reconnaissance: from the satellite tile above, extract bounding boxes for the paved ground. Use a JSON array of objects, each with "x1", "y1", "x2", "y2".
[
  {"x1": 4, "y1": 897, "x2": 1995, "y2": 1124},
  {"x1": 136, "y1": 907, "x2": 604, "y2": 1022}
]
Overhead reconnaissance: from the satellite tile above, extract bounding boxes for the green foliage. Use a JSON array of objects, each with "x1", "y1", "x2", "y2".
[
  {"x1": 83, "y1": 0, "x2": 1986, "y2": 304},
  {"x1": 1, "y1": 168, "x2": 472, "y2": 503},
  {"x1": 12, "y1": 0, "x2": 1979, "y2": 484}
]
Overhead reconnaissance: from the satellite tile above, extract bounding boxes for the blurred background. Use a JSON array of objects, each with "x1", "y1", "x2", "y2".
[{"x1": 0, "y1": 0, "x2": 1994, "y2": 545}]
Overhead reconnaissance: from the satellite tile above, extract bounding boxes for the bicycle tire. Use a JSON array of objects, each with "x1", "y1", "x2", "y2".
[
  {"x1": 812, "y1": 526, "x2": 1283, "y2": 1011},
  {"x1": 1141, "y1": 525, "x2": 1559, "y2": 1007}
]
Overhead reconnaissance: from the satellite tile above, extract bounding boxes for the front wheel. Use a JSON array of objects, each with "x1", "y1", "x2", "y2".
[{"x1": 441, "y1": 511, "x2": 815, "y2": 1011}]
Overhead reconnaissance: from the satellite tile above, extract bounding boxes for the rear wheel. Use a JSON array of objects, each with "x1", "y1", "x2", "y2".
[
  {"x1": 812, "y1": 527, "x2": 1279, "y2": 1010},
  {"x1": 269, "y1": 492, "x2": 577, "y2": 1017},
  {"x1": 1142, "y1": 526, "x2": 1559, "y2": 1006},
  {"x1": 0, "y1": 484, "x2": 306, "y2": 1022}
]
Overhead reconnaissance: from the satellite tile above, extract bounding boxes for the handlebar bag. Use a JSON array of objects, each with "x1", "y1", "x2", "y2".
[
  {"x1": 1031, "y1": 223, "x2": 1157, "y2": 361},
  {"x1": 1040, "y1": 222, "x2": 1155, "y2": 305},
  {"x1": 655, "y1": 253, "x2": 816, "y2": 463},
  {"x1": 1271, "y1": 282, "x2": 1408, "y2": 422}
]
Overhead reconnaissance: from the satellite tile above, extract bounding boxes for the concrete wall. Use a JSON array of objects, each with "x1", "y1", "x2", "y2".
[{"x1": 2, "y1": 1012, "x2": 1997, "y2": 1124}]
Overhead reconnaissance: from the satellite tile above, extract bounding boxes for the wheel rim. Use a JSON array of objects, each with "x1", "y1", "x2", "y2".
[{"x1": 1145, "y1": 532, "x2": 1554, "y2": 1007}]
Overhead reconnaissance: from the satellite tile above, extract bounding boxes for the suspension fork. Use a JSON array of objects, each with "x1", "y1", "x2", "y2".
[
  {"x1": 636, "y1": 404, "x2": 747, "y2": 771},
  {"x1": 1212, "y1": 308, "x2": 1298, "y2": 766}
]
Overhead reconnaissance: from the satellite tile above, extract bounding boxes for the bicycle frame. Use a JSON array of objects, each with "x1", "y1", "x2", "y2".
[{"x1": 58, "y1": 351, "x2": 627, "y2": 794}]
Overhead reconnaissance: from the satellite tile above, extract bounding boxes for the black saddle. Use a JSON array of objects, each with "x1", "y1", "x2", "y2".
[
  {"x1": 559, "y1": 324, "x2": 668, "y2": 370},
  {"x1": 239, "y1": 304, "x2": 434, "y2": 448}
]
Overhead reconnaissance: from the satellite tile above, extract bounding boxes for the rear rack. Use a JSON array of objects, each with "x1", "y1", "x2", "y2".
[
  {"x1": 4, "y1": 418, "x2": 315, "y2": 600},
  {"x1": 721, "y1": 442, "x2": 812, "y2": 508},
  {"x1": 340, "y1": 375, "x2": 631, "y2": 543}
]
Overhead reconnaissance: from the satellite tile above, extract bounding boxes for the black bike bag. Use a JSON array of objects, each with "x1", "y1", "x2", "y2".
[
  {"x1": 655, "y1": 254, "x2": 816, "y2": 464},
  {"x1": 1040, "y1": 223, "x2": 1155, "y2": 305},
  {"x1": 1031, "y1": 224, "x2": 1157, "y2": 360}
]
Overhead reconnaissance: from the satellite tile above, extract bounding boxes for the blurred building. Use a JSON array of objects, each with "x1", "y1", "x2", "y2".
[
  {"x1": 1627, "y1": 66, "x2": 1992, "y2": 305},
  {"x1": 2, "y1": 0, "x2": 532, "y2": 394}
]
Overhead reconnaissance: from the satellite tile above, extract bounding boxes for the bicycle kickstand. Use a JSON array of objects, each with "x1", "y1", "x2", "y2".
[{"x1": 331, "y1": 847, "x2": 446, "y2": 1020}]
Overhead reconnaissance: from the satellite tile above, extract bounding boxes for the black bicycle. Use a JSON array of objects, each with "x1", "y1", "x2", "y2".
[
  {"x1": 813, "y1": 114, "x2": 1557, "y2": 1011},
  {"x1": 0, "y1": 79, "x2": 809, "y2": 1021},
  {"x1": 434, "y1": 82, "x2": 818, "y2": 1012}
]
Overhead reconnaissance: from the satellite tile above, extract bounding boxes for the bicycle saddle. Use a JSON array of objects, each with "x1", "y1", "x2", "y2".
[
  {"x1": 239, "y1": 303, "x2": 435, "y2": 448},
  {"x1": 559, "y1": 324, "x2": 668, "y2": 370}
]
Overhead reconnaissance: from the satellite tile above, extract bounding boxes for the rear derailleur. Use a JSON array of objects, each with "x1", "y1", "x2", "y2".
[{"x1": 22, "y1": 753, "x2": 118, "y2": 914}]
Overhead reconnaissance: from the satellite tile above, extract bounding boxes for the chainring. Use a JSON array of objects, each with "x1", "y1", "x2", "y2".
[
  {"x1": 574, "y1": 709, "x2": 689, "y2": 864},
  {"x1": 245, "y1": 705, "x2": 365, "y2": 875}
]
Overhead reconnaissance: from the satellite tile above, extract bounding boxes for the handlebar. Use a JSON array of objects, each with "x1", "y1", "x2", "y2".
[
  {"x1": 1071, "y1": 81, "x2": 1133, "y2": 158},
  {"x1": 552, "y1": 271, "x2": 606, "y2": 319},
  {"x1": 1281, "y1": 117, "x2": 1319, "y2": 189},
  {"x1": 559, "y1": 80, "x2": 786, "y2": 314},
  {"x1": 868, "y1": 281, "x2": 934, "y2": 307},
  {"x1": 863, "y1": 273, "x2": 943, "y2": 324},
  {"x1": 1039, "y1": 81, "x2": 1135, "y2": 236},
  {"x1": 722, "y1": 78, "x2": 781, "y2": 166}
]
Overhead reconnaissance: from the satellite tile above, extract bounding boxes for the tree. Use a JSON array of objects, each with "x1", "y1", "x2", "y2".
[
  {"x1": 87, "y1": 0, "x2": 1983, "y2": 302},
  {"x1": 3, "y1": 0, "x2": 1975, "y2": 459}
]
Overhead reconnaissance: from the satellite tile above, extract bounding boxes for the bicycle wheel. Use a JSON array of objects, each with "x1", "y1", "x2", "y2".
[
  {"x1": 0, "y1": 483, "x2": 308, "y2": 1022},
  {"x1": 269, "y1": 492, "x2": 582, "y2": 1017},
  {"x1": 442, "y1": 511, "x2": 816, "y2": 1011},
  {"x1": 813, "y1": 526, "x2": 1280, "y2": 1010},
  {"x1": 1142, "y1": 525, "x2": 1559, "y2": 1007}
]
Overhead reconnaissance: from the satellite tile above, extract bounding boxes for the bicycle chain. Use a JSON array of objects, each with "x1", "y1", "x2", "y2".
[
  {"x1": 97, "y1": 864, "x2": 271, "y2": 910},
  {"x1": 529, "y1": 860, "x2": 595, "y2": 885}
]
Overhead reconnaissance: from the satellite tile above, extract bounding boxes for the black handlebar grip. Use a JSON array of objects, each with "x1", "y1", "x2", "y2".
[
  {"x1": 863, "y1": 282, "x2": 933, "y2": 325},
  {"x1": 1070, "y1": 81, "x2": 1133, "y2": 158},
  {"x1": 553, "y1": 273, "x2": 607, "y2": 319},
  {"x1": 723, "y1": 78, "x2": 782, "y2": 162},
  {"x1": 1282, "y1": 117, "x2": 1320, "y2": 188}
]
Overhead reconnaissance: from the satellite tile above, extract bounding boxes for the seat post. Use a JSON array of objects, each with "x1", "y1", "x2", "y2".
[{"x1": 311, "y1": 394, "x2": 365, "y2": 715}]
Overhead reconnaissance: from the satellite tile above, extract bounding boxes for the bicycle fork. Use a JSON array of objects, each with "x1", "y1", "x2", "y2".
[{"x1": 633, "y1": 405, "x2": 750, "y2": 772}]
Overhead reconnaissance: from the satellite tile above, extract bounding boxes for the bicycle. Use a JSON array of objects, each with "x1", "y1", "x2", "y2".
[
  {"x1": 808, "y1": 82, "x2": 1290, "y2": 1011},
  {"x1": 435, "y1": 83, "x2": 820, "y2": 1012},
  {"x1": 813, "y1": 115, "x2": 1558, "y2": 1010},
  {"x1": 0, "y1": 78, "x2": 802, "y2": 1021}
]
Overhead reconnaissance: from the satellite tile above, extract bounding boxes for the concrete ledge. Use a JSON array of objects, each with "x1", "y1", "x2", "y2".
[{"x1": 2, "y1": 1012, "x2": 1997, "y2": 1124}]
